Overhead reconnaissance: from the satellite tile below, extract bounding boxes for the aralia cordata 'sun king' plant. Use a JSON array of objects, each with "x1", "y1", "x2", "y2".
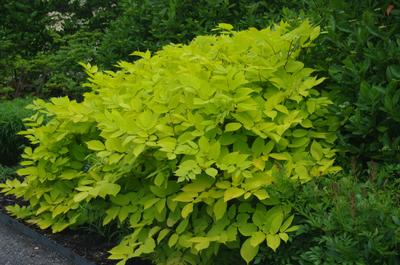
[{"x1": 1, "y1": 21, "x2": 340, "y2": 264}]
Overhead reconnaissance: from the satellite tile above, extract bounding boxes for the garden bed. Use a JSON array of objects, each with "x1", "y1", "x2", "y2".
[{"x1": 0, "y1": 193, "x2": 150, "y2": 265}]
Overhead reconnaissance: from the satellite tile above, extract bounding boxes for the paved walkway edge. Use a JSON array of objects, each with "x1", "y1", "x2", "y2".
[{"x1": 0, "y1": 210, "x2": 97, "y2": 265}]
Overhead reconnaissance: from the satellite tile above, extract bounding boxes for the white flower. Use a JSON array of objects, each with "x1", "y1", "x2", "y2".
[{"x1": 46, "y1": 11, "x2": 74, "y2": 32}]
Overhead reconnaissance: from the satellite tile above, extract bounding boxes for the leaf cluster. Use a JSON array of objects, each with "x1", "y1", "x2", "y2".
[{"x1": 0, "y1": 165, "x2": 18, "y2": 183}]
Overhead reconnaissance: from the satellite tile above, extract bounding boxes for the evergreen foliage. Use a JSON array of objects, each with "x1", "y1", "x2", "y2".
[{"x1": 0, "y1": 98, "x2": 33, "y2": 166}]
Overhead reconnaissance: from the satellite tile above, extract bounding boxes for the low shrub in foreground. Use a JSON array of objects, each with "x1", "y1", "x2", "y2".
[
  {"x1": 258, "y1": 172, "x2": 400, "y2": 265},
  {"x1": 0, "y1": 97, "x2": 33, "y2": 166},
  {"x1": 1, "y1": 22, "x2": 340, "y2": 265}
]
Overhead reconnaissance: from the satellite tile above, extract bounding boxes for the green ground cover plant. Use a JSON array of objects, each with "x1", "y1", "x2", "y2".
[
  {"x1": 0, "y1": 22, "x2": 341, "y2": 265},
  {"x1": 258, "y1": 170, "x2": 400, "y2": 265}
]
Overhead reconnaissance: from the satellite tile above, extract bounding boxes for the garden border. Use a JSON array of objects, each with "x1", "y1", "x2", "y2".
[{"x1": 0, "y1": 209, "x2": 97, "y2": 265}]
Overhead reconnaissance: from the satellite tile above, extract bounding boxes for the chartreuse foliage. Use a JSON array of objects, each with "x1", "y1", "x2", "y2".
[{"x1": 0, "y1": 21, "x2": 340, "y2": 264}]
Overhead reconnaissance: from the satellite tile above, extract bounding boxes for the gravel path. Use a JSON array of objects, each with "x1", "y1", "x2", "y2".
[{"x1": 0, "y1": 223, "x2": 73, "y2": 265}]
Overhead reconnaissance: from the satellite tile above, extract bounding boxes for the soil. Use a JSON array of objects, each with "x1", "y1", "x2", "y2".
[{"x1": 0, "y1": 193, "x2": 151, "y2": 265}]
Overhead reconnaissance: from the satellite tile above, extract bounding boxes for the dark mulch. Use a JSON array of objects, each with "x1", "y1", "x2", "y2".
[{"x1": 0, "y1": 192, "x2": 151, "y2": 265}]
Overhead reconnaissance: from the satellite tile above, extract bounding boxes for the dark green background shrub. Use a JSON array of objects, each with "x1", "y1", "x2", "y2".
[
  {"x1": 300, "y1": 0, "x2": 400, "y2": 165},
  {"x1": 0, "y1": 0, "x2": 118, "y2": 99},
  {"x1": 1, "y1": 0, "x2": 303, "y2": 99},
  {"x1": 0, "y1": 98, "x2": 33, "y2": 166},
  {"x1": 97, "y1": 0, "x2": 303, "y2": 67},
  {"x1": 24, "y1": 30, "x2": 103, "y2": 99}
]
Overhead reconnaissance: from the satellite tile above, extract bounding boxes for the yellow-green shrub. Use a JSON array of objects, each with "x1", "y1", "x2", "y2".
[{"x1": 1, "y1": 21, "x2": 340, "y2": 265}]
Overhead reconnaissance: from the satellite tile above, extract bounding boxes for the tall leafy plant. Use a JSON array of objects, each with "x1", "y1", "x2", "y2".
[{"x1": 1, "y1": 22, "x2": 340, "y2": 264}]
